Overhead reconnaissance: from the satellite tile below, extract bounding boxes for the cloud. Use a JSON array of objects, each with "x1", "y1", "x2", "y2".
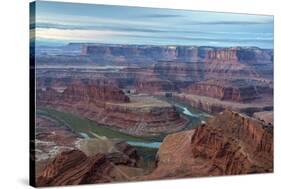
[
  {"x1": 36, "y1": 22, "x2": 165, "y2": 33},
  {"x1": 34, "y1": 22, "x2": 273, "y2": 46},
  {"x1": 186, "y1": 20, "x2": 272, "y2": 25},
  {"x1": 136, "y1": 13, "x2": 182, "y2": 18},
  {"x1": 37, "y1": 22, "x2": 272, "y2": 37},
  {"x1": 36, "y1": 15, "x2": 162, "y2": 29},
  {"x1": 121, "y1": 33, "x2": 273, "y2": 43},
  {"x1": 35, "y1": 28, "x2": 128, "y2": 41}
]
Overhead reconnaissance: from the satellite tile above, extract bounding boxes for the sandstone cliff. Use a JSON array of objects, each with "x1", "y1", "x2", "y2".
[
  {"x1": 143, "y1": 110, "x2": 273, "y2": 179},
  {"x1": 36, "y1": 149, "x2": 143, "y2": 187},
  {"x1": 191, "y1": 110, "x2": 273, "y2": 175},
  {"x1": 37, "y1": 83, "x2": 129, "y2": 105},
  {"x1": 185, "y1": 79, "x2": 260, "y2": 102}
]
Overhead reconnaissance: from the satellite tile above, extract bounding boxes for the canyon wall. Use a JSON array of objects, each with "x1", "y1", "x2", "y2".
[
  {"x1": 36, "y1": 147, "x2": 142, "y2": 187},
  {"x1": 37, "y1": 83, "x2": 129, "y2": 108},
  {"x1": 185, "y1": 79, "x2": 260, "y2": 102},
  {"x1": 144, "y1": 110, "x2": 273, "y2": 179},
  {"x1": 191, "y1": 110, "x2": 273, "y2": 175}
]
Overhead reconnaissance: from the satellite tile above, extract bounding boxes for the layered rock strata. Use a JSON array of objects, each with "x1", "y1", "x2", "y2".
[
  {"x1": 82, "y1": 44, "x2": 273, "y2": 66},
  {"x1": 36, "y1": 149, "x2": 143, "y2": 187},
  {"x1": 37, "y1": 84, "x2": 187, "y2": 136},
  {"x1": 143, "y1": 110, "x2": 273, "y2": 179},
  {"x1": 173, "y1": 93, "x2": 273, "y2": 116},
  {"x1": 185, "y1": 79, "x2": 261, "y2": 102}
]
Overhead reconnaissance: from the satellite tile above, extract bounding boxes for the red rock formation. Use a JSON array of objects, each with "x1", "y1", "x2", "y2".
[
  {"x1": 37, "y1": 83, "x2": 129, "y2": 107},
  {"x1": 36, "y1": 150, "x2": 90, "y2": 186},
  {"x1": 191, "y1": 110, "x2": 273, "y2": 175},
  {"x1": 173, "y1": 93, "x2": 273, "y2": 115},
  {"x1": 62, "y1": 84, "x2": 130, "y2": 104},
  {"x1": 206, "y1": 47, "x2": 239, "y2": 64},
  {"x1": 185, "y1": 79, "x2": 260, "y2": 102},
  {"x1": 36, "y1": 148, "x2": 142, "y2": 187},
  {"x1": 144, "y1": 110, "x2": 273, "y2": 179},
  {"x1": 70, "y1": 84, "x2": 129, "y2": 103}
]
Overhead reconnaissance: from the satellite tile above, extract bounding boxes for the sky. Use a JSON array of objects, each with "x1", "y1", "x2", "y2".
[{"x1": 31, "y1": 1, "x2": 274, "y2": 48}]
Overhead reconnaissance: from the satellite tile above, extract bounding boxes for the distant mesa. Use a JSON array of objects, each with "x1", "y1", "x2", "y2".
[{"x1": 82, "y1": 43, "x2": 273, "y2": 65}]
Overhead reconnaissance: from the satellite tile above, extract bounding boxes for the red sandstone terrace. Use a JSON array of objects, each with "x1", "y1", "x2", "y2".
[{"x1": 37, "y1": 83, "x2": 188, "y2": 136}]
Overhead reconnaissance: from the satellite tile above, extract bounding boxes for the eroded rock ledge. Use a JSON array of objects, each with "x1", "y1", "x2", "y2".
[
  {"x1": 36, "y1": 149, "x2": 141, "y2": 187},
  {"x1": 142, "y1": 110, "x2": 273, "y2": 179}
]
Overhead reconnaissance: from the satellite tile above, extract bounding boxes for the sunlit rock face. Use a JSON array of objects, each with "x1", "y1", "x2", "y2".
[
  {"x1": 141, "y1": 110, "x2": 273, "y2": 180},
  {"x1": 36, "y1": 147, "x2": 141, "y2": 187}
]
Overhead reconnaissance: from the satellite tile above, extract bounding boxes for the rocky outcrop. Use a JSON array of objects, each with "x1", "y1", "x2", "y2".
[
  {"x1": 63, "y1": 84, "x2": 130, "y2": 104},
  {"x1": 185, "y1": 79, "x2": 260, "y2": 102},
  {"x1": 37, "y1": 83, "x2": 130, "y2": 114},
  {"x1": 36, "y1": 149, "x2": 141, "y2": 186},
  {"x1": 37, "y1": 83, "x2": 129, "y2": 106},
  {"x1": 191, "y1": 110, "x2": 273, "y2": 175},
  {"x1": 144, "y1": 110, "x2": 273, "y2": 179},
  {"x1": 203, "y1": 47, "x2": 272, "y2": 65},
  {"x1": 173, "y1": 93, "x2": 273, "y2": 115},
  {"x1": 37, "y1": 150, "x2": 91, "y2": 186},
  {"x1": 36, "y1": 137, "x2": 145, "y2": 187}
]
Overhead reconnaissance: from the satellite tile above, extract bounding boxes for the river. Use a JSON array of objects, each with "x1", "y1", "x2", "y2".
[
  {"x1": 38, "y1": 101, "x2": 209, "y2": 150},
  {"x1": 174, "y1": 104, "x2": 199, "y2": 117},
  {"x1": 127, "y1": 104, "x2": 208, "y2": 149},
  {"x1": 76, "y1": 103, "x2": 206, "y2": 149},
  {"x1": 127, "y1": 141, "x2": 162, "y2": 148}
]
